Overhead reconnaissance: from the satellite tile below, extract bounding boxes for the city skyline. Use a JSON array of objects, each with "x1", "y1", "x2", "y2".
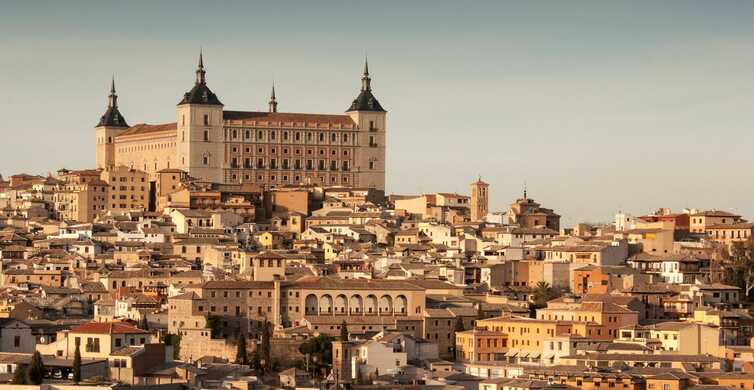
[{"x1": 2, "y1": 1, "x2": 754, "y2": 223}]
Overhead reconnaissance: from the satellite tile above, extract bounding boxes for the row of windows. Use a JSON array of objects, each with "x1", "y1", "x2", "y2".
[
  {"x1": 229, "y1": 158, "x2": 352, "y2": 171},
  {"x1": 228, "y1": 173, "x2": 353, "y2": 185},
  {"x1": 224, "y1": 128, "x2": 360, "y2": 145},
  {"x1": 230, "y1": 146, "x2": 353, "y2": 157},
  {"x1": 117, "y1": 142, "x2": 175, "y2": 153}
]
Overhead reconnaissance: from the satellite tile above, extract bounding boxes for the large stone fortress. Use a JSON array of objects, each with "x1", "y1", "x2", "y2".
[{"x1": 95, "y1": 52, "x2": 387, "y2": 190}]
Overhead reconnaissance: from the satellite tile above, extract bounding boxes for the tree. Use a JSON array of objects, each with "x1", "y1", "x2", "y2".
[
  {"x1": 532, "y1": 281, "x2": 558, "y2": 309},
  {"x1": 139, "y1": 315, "x2": 149, "y2": 331},
  {"x1": 298, "y1": 335, "x2": 332, "y2": 377},
  {"x1": 726, "y1": 239, "x2": 754, "y2": 299},
  {"x1": 340, "y1": 320, "x2": 349, "y2": 341},
  {"x1": 260, "y1": 320, "x2": 272, "y2": 373},
  {"x1": 235, "y1": 333, "x2": 249, "y2": 366},
  {"x1": 206, "y1": 315, "x2": 223, "y2": 338},
  {"x1": 73, "y1": 339, "x2": 82, "y2": 384},
  {"x1": 12, "y1": 366, "x2": 26, "y2": 385},
  {"x1": 164, "y1": 333, "x2": 181, "y2": 360},
  {"x1": 26, "y1": 351, "x2": 45, "y2": 385},
  {"x1": 250, "y1": 348, "x2": 261, "y2": 371}
]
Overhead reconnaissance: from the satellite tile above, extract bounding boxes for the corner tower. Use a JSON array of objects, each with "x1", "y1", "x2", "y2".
[
  {"x1": 347, "y1": 58, "x2": 387, "y2": 190},
  {"x1": 95, "y1": 77, "x2": 129, "y2": 169},
  {"x1": 176, "y1": 50, "x2": 224, "y2": 183}
]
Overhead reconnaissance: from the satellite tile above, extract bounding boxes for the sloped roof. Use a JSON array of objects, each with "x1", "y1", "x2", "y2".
[{"x1": 70, "y1": 322, "x2": 149, "y2": 335}]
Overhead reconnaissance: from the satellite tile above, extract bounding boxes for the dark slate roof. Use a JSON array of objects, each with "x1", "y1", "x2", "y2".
[
  {"x1": 346, "y1": 61, "x2": 386, "y2": 112},
  {"x1": 97, "y1": 79, "x2": 128, "y2": 127},
  {"x1": 178, "y1": 83, "x2": 222, "y2": 106},
  {"x1": 97, "y1": 106, "x2": 128, "y2": 127},
  {"x1": 347, "y1": 89, "x2": 385, "y2": 112},
  {"x1": 178, "y1": 52, "x2": 222, "y2": 106}
]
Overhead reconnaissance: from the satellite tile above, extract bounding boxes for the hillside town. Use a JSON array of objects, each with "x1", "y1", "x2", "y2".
[{"x1": 0, "y1": 169, "x2": 753, "y2": 390}]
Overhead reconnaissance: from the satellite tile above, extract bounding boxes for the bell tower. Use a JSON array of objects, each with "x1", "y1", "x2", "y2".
[
  {"x1": 176, "y1": 50, "x2": 225, "y2": 183},
  {"x1": 95, "y1": 77, "x2": 129, "y2": 169},
  {"x1": 347, "y1": 57, "x2": 387, "y2": 190},
  {"x1": 470, "y1": 177, "x2": 489, "y2": 222}
]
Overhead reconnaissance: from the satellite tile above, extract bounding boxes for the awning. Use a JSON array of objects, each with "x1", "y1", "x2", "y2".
[
  {"x1": 505, "y1": 350, "x2": 519, "y2": 357},
  {"x1": 542, "y1": 353, "x2": 555, "y2": 360},
  {"x1": 518, "y1": 351, "x2": 530, "y2": 358},
  {"x1": 529, "y1": 352, "x2": 541, "y2": 359}
]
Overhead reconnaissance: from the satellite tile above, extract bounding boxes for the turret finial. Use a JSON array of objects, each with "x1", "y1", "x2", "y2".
[
  {"x1": 196, "y1": 48, "x2": 206, "y2": 85},
  {"x1": 108, "y1": 75, "x2": 118, "y2": 108},
  {"x1": 268, "y1": 81, "x2": 278, "y2": 113},
  {"x1": 361, "y1": 56, "x2": 371, "y2": 91}
]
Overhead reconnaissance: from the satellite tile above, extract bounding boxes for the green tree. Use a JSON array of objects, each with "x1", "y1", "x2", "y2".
[
  {"x1": 340, "y1": 320, "x2": 349, "y2": 341},
  {"x1": 139, "y1": 315, "x2": 149, "y2": 331},
  {"x1": 298, "y1": 335, "x2": 332, "y2": 377},
  {"x1": 164, "y1": 333, "x2": 182, "y2": 360},
  {"x1": 26, "y1": 351, "x2": 45, "y2": 385},
  {"x1": 532, "y1": 281, "x2": 555, "y2": 308},
  {"x1": 73, "y1": 339, "x2": 82, "y2": 384},
  {"x1": 235, "y1": 333, "x2": 249, "y2": 365},
  {"x1": 206, "y1": 315, "x2": 223, "y2": 338},
  {"x1": 250, "y1": 348, "x2": 261, "y2": 371},
  {"x1": 12, "y1": 366, "x2": 26, "y2": 385},
  {"x1": 260, "y1": 320, "x2": 272, "y2": 373}
]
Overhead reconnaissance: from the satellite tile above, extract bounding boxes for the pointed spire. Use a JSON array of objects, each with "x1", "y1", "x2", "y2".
[
  {"x1": 108, "y1": 76, "x2": 118, "y2": 108},
  {"x1": 523, "y1": 181, "x2": 528, "y2": 200},
  {"x1": 361, "y1": 56, "x2": 371, "y2": 92},
  {"x1": 268, "y1": 81, "x2": 278, "y2": 113},
  {"x1": 196, "y1": 48, "x2": 206, "y2": 85}
]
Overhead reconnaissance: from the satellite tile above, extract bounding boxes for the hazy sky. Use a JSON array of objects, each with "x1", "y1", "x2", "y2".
[{"x1": 2, "y1": 1, "x2": 753, "y2": 224}]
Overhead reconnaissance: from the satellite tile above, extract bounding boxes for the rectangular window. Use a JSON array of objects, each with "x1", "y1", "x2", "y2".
[{"x1": 203, "y1": 114, "x2": 209, "y2": 126}]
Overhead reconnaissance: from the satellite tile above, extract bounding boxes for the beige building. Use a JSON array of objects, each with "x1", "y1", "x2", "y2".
[
  {"x1": 689, "y1": 210, "x2": 742, "y2": 234},
  {"x1": 53, "y1": 169, "x2": 108, "y2": 222},
  {"x1": 705, "y1": 222, "x2": 754, "y2": 246},
  {"x1": 100, "y1": 166, "x2": 150, "y2": 214},
  {"x1": 36, "y1": 321, "x2": 155, "y2": 359},
  {"x1": 96, "y1": 53, "x2": 387, "y2": 190}
]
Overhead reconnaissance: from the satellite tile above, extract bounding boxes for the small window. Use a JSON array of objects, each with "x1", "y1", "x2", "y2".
[{"x1": 203, "y1": 114, "x2": 209, "y2": 126}]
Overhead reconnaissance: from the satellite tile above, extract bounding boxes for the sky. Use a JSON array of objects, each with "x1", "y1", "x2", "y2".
[{"x1": 1, "y1": 1, "x2": 753, "y2": 224}]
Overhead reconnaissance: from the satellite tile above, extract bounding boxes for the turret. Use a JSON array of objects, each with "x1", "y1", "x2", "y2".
[
  {"x1": 176, "y1": 50, "x2": 225, "y2": 183},
  {"x1": 95, "y1": 77, "x2": 129, "y2": 169},
  {"x1": 347, "y1": 57, "x2": 387, "y2": 190}
]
